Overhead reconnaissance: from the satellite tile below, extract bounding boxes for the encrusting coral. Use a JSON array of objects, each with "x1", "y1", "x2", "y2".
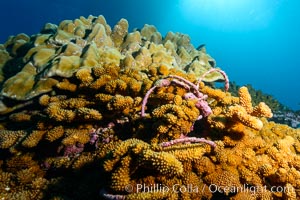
[{"x1": 0, "y1": 15, "x2": 299, "y2": 200}]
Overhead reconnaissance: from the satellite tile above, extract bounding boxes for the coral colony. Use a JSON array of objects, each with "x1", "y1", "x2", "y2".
[
  {"x1": 0, "y1": 15, "x2": 299, "y2": 200},
  {"x1": 141, "y1": 68, "x2": 229, "y2": 149}
]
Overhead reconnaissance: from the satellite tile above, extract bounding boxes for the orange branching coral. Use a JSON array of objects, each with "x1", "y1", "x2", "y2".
[
  {"x1": 107, "y1": 95, "x2": 134, "y2": 113},
  {"x1": 71, "y1": 152, "x2": 97, "y2": 170},
  {"x1": 204, "y1": 169, "x2": 242, "y2": 195},
  {"x1": 238, "y1": 86, "x2": 253, "y2": 113},
  {"x1": 230, "y1": 86, "x2": 273, "y2": 130},
  {"x1": 139, "y1": 149, "x2": 184, "y2": 176},
  {"x1": 206, "y1": 86, "x2": 273, "y2": 132},
  {"x1": 62, "y1": 128, "x2": 90, "y2": 146},
  {"x1": 9, "y1": 112, "x2": 31, "y2": 122},
  {"x1": 252, "y1": 102, "x2": 273, "y2": 118},
  {"x1": 76, "y1": 67, "x2": 94, "y2": 86},
  {"x1": 101, "y1": 138, "x2": 213, "y2": 199},
  {"x1": 0, "y1": 153, "x2": 48, "y2": 199},
  {"x1": 77, "y1": 107, "x2": 102, "y2": 120},
  {"x1": 55, "y1": 79, "x2": 77, "y2": 92},
  {"x1": 0, "y1": 130, "x2": 26, "y2": 149},
  {"x1": 45, "y1": 98, "x2": 102, "y2": 122},
  {"x1": 21, "y1": 130, "x2": 47, "y2": 148},
  {"x1": 46, "y1": 102, "x2": 76, "y2": 122},
  {"x1": 227, "y1": 105, "x2": 264, "y2": 130},
  {"x1": 151, "y1": 101, "x2": 200, "y2": 141},
  {"x1": 200, "y1": 83, "x2": 239, "y2": 105},
  {"x1": 45, "y1": 125, "x2": 65, "y2": 142}
]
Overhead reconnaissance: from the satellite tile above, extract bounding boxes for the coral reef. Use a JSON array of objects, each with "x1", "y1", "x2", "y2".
[
  {"x1": 271, "y1": 110, "x2": 300, "y2": 128},
  {"x1": 228, "y1": 81, "x2": 285, "y2": 112},
  {"x1": 229, "y1": 81, "x2": 300, "y2": 128},
  {"x1": 0, "y1": 15, "x2": 299, "y2": 200}
]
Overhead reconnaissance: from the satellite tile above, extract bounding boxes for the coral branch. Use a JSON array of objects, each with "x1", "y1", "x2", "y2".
[{"x1": 160, "y1": 137, "x2": 216, "y2": 148}]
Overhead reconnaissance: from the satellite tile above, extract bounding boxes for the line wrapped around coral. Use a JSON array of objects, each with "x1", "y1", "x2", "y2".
[{"x1": 159, "y1": 137, "x2": 216, "y2": 148}]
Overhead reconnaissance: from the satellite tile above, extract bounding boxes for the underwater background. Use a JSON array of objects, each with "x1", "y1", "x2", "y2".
[{"x1": 0, "y1": 0, "x2": 299, "y2": 111}]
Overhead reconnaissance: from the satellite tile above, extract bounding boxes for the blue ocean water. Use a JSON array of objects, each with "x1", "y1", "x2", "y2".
[{"x1": 0, "y1": 0, "x2": 299, "y2": 110}]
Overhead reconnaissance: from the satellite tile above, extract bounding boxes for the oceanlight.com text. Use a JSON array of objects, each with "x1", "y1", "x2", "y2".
[
  {"x1": 124, "y1": 183, "x2": 295, "y2": 195},
  {"x1": 208, "y1": 184, "x2": 294, "y2": 194}
]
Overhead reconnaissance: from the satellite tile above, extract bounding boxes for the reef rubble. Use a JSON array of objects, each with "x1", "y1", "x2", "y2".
[{"x1": 0, "y1": 15, "x2": 299, "y2": 200}]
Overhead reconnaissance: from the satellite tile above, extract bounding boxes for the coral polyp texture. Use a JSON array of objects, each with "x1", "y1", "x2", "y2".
[{"x1": 0, "y1": 15, "x2": 298, "y2": 200}]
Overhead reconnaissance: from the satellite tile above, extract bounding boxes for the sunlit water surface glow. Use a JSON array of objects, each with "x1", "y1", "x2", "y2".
[
  {"x1": 179, "y1": 0, "x2": 280, "y2": 31},
  {"x1": 177, "y1": 0, "x2": 300, "y2": 111}
]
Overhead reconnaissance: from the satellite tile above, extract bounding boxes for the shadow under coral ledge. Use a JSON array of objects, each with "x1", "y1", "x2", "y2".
[{"x1": 0, "y1": 15, "x2": 299, "y2": 200}]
